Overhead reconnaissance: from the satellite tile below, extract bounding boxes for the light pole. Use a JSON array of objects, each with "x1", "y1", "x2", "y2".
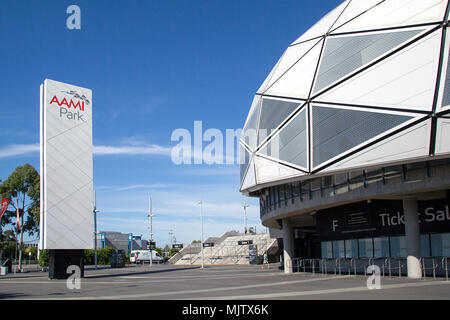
[
  {"x1": 198, "y1": 200, "x2": 204, "y2": 269},
  {"x1": 148, "y1": 195, "x2": 154, "y2": 267},
  {"x1": 242, "y1": 201, "x2": 249, "y2": 235},
  {"x1": 169, "y1": 229, "x2": 173, "y2": 245},
  {"x1": 93, "y1": 190, "x2": 100, "y2": 270}
]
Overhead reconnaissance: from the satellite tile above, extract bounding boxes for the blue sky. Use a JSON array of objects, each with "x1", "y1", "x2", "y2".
[{"x1": 0, "y1": 0, "x2": 342, "y2": 246}]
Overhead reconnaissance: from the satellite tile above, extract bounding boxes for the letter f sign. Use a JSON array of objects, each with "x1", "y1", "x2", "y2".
[
  {"x1": 332, "y1": 220, "x2": 339, "y2": 232},
  {"x1": 66, "y1": 5, "x2": 81, "y2": 30}
]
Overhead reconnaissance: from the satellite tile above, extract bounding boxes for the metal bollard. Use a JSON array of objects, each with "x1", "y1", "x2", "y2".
[
  {"x1": 442, "y1": 257, "x2": 448, "y2": 281},
  {"x1": 422, "y1": 258, "x2": 427, "y2": 280},
  {"x1": 433, "y1": 258, "x2": 436, "y2": 280}
]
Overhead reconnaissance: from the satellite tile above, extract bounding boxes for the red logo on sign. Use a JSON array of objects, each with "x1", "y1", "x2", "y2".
[{"x1": 50, "y1": 95, "x2": 85, "y2": 111}]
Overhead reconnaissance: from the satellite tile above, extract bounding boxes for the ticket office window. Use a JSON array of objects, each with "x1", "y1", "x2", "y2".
[
  {"x1": 321, "y1": 241, "x2": 333, "y2": 259},
  {"x1": 430, "y1": 233, "x2": 450, "y2": 257},
  {"x1": 390, "y1": 236, "x2": 406, "y2": 258},
  {"x1": 345, "y1": 239, "x2": 358, "y2": 258},
  {"x1": 332, "y1": 240, "x2": 345, "y2": 258},
  {"x1": 421, "y1": 234, "x2": 431, "y2": 257},
  {"x1": 358, "y1": 238, "x2": 374, "y2": 258},
  {"x1": 373, "y1": 237, "x2": 390, "y2": 258}
]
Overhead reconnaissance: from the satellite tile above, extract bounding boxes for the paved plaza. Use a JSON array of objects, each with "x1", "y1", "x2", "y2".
[{"x1": 0, "y1": 264, "x2": 449, "y2": 300}]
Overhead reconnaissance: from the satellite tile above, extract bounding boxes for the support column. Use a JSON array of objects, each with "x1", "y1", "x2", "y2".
[
  {"x1": 282, "y1": 218, "x2": 294, "y2": 274},
  {"x1": 403, "y1": 197, "x2": 422, "y2": 279}
]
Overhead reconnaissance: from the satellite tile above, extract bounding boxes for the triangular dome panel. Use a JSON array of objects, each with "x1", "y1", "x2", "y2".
[
  {"x1": 316, "y1": 29, "x2": 441, "y2": 112},
  {"x1": 239, "y1": 145, "x2": 251, "y2": 185},
  {"x1": 312, "y1": 104, "x2": 416, "y2": 169},
  {"x1": 435, "y1": 117, "x2": 450, "y2": 156},
  {"x1": 265, "y1": 40, "x2": 323, "y2": 99},
  {"x1": 254, "y1": 156, "x2": 304, "y2": 184},
  {"x1": 313, "y1": 28, "x2": 424, "y2": 94},
  {"x1": 257, "y1": 98, "x2": 302, "y2": 144},
  {"x1": 258, "y1": 107, "x2": 308, "y2": 171},
  {"x1": 292, "y1": 0, "x2": 350, "y2": 45},
  {"x1": 241, "y1": 157, "x2": 257, "y2": 190},
  {"x1": 263, "y1": 39, "x2": 321, "y2": 93},
  {"x1": 322, "y1": 118, "x2": 431, "y2": 173},
  {"x1": 439, "y1": 30, "x2": 450, "y2": 111},
  {"x1": 257, "y1": 57, "x2": 283, "y2": 94},
  {"x1": 332, "y1": 0, "x2": 447, "y2": 34},
  {"x1": 241, "y1": 96, "x2": 261, "y2": 150},
  {"x1": 330, "y1": 0, "x2": 385, "y2": 32}
]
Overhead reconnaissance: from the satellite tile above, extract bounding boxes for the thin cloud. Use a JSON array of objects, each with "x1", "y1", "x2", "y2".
[
  {"x1": 0, "y1": 144, "x2": 40, "y2": 158},
  {"x1": 93, "y1": 144, "x2": 172, "y2": 156},
  {"x1": 0, "y1": 143, "x2": 172, "y2": 158},
  {"x1": 117, "y1": 184, "x2": 179, "y2": 191}
]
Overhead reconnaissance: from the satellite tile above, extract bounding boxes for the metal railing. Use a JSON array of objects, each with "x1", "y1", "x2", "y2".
[
  {"x1": 383, "y1": 258, "x2": 404, "y2": 278},
  {"x1": 442, "y1": 257, "x2": 449, "y2": 281},
  {"x1": 292, "y1": 258, "x2": 322, "y2": 275},
  {"x1": 349, "y1": 258, "x2": 357, "y2": 276},
  {"x1": 420, "y1": 257, "x2": 438, "y2": 279},
  {"x1": 289, "y1": 256, "x2": 449, "y2": 280},
  {"x1": 334, "y1": 258, "x2": 342, "y2": 276}
]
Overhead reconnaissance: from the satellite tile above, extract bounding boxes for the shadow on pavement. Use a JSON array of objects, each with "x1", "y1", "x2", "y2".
[
  {"x1": 0, "y1": 293, "x2": 28, "y2": 299},
  {"x1": 84, "y1": 265, "x2": 201, "y2": 279}
]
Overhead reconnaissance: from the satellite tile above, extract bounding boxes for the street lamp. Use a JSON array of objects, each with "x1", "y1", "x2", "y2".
[
  {"x1": 148, "y1": 195, "x2": 154, "y2": 267},
  {"x1": 93, "y1": 190, "x2": 100, "y2": 270},
  {"x1": 169, "y1": 229, "x2": 173, "y2": 245},
  {"x1": 198, "y1": 200, "x2": 204, "y2": 269},
  {"x1": 242, "y1": 201, "x2": 249, "y2": 235}
]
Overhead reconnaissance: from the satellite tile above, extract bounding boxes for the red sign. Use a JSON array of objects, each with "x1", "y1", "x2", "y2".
[
  {"x1": 0, "y1": 198, "x2": 10, "y2": 219},
  {"x1": 50, "y1": 95, "x2": 85, "y2": 111}
]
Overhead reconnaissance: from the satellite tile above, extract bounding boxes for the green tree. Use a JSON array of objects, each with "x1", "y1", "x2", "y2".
[
  {"x1": 169, "y1": 248, "x2": 180, "y2": 258},
  {"x1": 24, "y1": 247, "x2": 37, "y2": 260},
  {"x1": 84, "y1": 249, "x2": 95, "y2": 265},
  {"x1": 155, "y1": 247, "x2": 163, "y2": 256},
  {"x1": 0, "y1": 164, "x2": 40, "y2": 235},
  {"x1": 0, "y1": 164, "x2": 40, "y2": 268},
  {"x1": 39, "y1": 249, "x2": 49, "y2": 267},
  {"x1": 2, "y1": 230, "x2": 16, "y2": 242}
]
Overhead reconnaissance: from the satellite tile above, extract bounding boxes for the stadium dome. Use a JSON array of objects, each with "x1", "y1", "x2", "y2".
[{"x1": 240, "y1": 0, "x2": 450, "y2": 193}]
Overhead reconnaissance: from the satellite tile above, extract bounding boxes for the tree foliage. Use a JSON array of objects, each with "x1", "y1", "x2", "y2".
[
  {"x1": 0, "y1": 164, "x2": 40, "y2": 237},
  {"x1": 169, "y1": 248, "x2": 180, "y2": 258}
]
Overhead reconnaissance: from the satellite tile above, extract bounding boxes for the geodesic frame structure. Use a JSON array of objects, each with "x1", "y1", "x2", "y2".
[{"x1": 240, "y1": 0, "x2": 450, "y2": 193}]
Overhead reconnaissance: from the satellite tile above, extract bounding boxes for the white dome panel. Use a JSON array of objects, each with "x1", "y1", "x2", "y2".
[
  {"x1": 316, "y1": 29, "x2": 442, "y2": 112},
  {"x1": 331, "y1": 0, "x2": 385, "y2": 32},
  {"x1": 265, "y1": 40, "x2": 323, "y2": 99},
  {"x1": 313, "y1": 28, "x2": 423, "y2": 94},
  {"x1": 435, "y1": 117, "x2": 450, "y2": 156},
  {"x1": 241, "y1": 157, "x2": 257, "y2": 191},
  {"x1": 254, "y1": 156, "x2": 304, "y2": 184},
  {"x1": 241, "y1": 96, "x2": 261, "y2": 151},
  {"x1": 323, "y1": 118, "x2": 431, "y2": 173},
  {"x1": 332, "y1": 0, "x2": 447, "y2": 34},
  {"x1": 263, "y1": 39, "x2": 321, "y2": 93},
  {"x1": 292, "y1": 1, "x2": 349, "y2": 45}
]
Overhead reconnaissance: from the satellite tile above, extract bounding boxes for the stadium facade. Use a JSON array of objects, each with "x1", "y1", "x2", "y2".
[{"x1": 240, "y1": 0, "x2": 450, "y2": 278}]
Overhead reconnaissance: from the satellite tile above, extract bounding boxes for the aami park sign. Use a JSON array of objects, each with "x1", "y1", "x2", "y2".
[{"x1": 39, "y1": 79, "x2": 93, "y2": 250}]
